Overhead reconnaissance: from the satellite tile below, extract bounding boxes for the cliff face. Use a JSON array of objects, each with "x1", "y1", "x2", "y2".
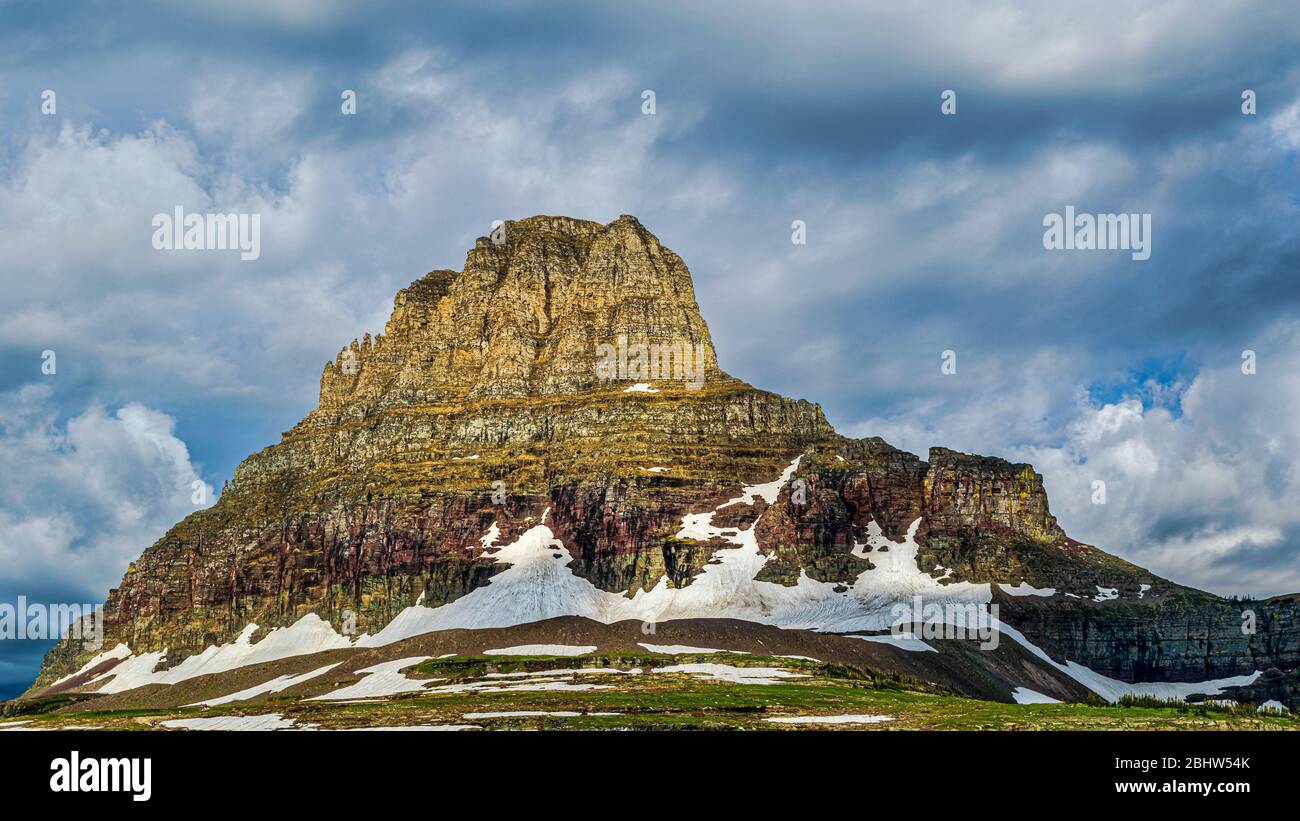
[
  {"x1": 314, "y1": 215, "x2": 722, "y2": 411},
  {"x1": 29, "y1": 214, "x2": 1297, "y2": 692},
  {"x1": 997, "y1": 595, "x2": 1300, "y2": 681}
]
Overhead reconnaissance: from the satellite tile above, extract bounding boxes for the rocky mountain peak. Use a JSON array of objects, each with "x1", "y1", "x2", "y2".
[
  {"x1": 318, "y1": 214, "x2": 723, "y2": 414},
  {"x1": 34, "y1": 215, "x2": 1298, "y2": 699}
]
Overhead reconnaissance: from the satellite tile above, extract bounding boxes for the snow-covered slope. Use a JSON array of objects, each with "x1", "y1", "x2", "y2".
[
  {"x1": 361, "y1": 456, "x2": 992, "y2": 644},
  {"x1": 87, "y1": 614, "x2": 351, "y2": 694},
  {"x1": 69, "y1": 457, "x2": 1259, "y2": 704}
]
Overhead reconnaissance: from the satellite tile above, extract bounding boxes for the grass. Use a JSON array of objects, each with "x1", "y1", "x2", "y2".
[{"x1": 8, "y1": 653, "x2": 1296, "y2": 731}]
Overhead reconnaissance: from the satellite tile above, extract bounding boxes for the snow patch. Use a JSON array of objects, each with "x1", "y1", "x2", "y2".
[
  {"x1": 308, "y1": 657, "x2": 437, "y2": 701},
  {"x1": 657, "y1": 663, "x2": 808, "y2": 685},
  {"x1": 423, "y1": 679, "x2": 610, "y2": 694},
  {"x1": 162, "y1": 714, "x2": 308, "y2": 731},
  {"x1": 89, "y1": 614, "x2": 353, "y2": 694},
  {"x1": 638, "y1": 643, "x2": 747, "y2": 655},
  {"x1": 623, "y1": 383, "x2": 659, "y2": 393},
  {"x1": 189, "y1": 663, "x2": 341, "y2": 707},
  {"x1": 995, "y1": 619, "x2": 1261, "y2": 703},
  {"x1": 1012, "y1": 687, "x2": 1061, "y2": 704},
  {"x1": 51, "y1": 644, "x2": 133, "y2": 687},
  {"x1": 482, "y1": 644, "x2": 596, "y2": 656},
  {"x1": 719, "y1": 456, "x2": 803, "y2": 508},
  {"x1": 1000, "y1": 582, "x2": 1056, "y2": 598},
  {"x1": 845, "y1": 632, "x2": 936, "y2": 653}
]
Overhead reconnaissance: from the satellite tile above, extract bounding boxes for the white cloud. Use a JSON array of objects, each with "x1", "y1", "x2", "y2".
[
  {"x1": 637, "y1": 0, "x2": 1300, "y2": 94},
  {"x1": 842, "y1": 347, "x2": 1085, "y2": 456},
  {"x1": 0, "y1": 385, "x2": 213, "y2": 601},
  {"x1": 853, "y1": 320, "x2": 1300, "y2": 598},
  {"x1": 187, "y1": 70, "x2": 312, "y2": 150},
  {"x1": 0, "y1": 121, "x2": 399, "y2": 405}
]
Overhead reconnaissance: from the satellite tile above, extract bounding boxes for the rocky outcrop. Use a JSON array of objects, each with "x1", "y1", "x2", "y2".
[
  {"x1": 27, "y1": 214, "x2": 1300, "y2": 694},
  {"x1": 998, "y1": 593, "x2": 1300, "y2": 681},
  {"x1": 1221, "y1": 665, "x2": 1300, "y2": 711},
  {"x1": 923, "y1": 448, "x2": 1062, "y2": 541}
]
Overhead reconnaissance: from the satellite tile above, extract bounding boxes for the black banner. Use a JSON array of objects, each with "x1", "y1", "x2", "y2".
[{"x1": 0, "y1": 730, "x2": 1283, "y2": 808}]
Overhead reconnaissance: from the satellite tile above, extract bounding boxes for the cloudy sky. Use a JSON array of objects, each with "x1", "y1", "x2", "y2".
[{"x1": 2, "y1": 0, "x2": 1299, "y2": 696}]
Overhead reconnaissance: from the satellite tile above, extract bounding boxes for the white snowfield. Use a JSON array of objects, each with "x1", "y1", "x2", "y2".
[
  {"x1": 424, "y1": 679, "x2": 611, "y2": 695},
  {"x1": 88, "y1": 614, "x2": 352, "y2": 695},
  {"x1": 657, "y1": 663, "x2": 809, "y2": 685},
  {"x1": 1012, "y1": 687, "x2": 1062, "y2": 704},
  {"x1": 638, "y1": 643, "x2": 747, "y2": 655},
  {"x1": 482, "y1": 644, "x2": 596, "y2": 656},
  {"x1": 189, "y1": 662, "x2": 341, "y2": 707},
  {"x1": 999, "y1": 582, "x2": 1056, "y2": 598},
  {"x1": 162, "y1": 713, "x2": 307, "y2": 731},
  {"x1": 307, "y1": 657, "x2": 437, "y2": 701},
  {"x1": 846, "y1": 632, "x2": 936, "y2": 653},
  {"x1": 623, "y1": 383, "x2": 659, "y2": 393},
  {"x1": 51, "y1": 643, "x2": 133, "y2": 687},
  {"x1": 75, "y1": 456, "x2": 1263, "y2": 706}
]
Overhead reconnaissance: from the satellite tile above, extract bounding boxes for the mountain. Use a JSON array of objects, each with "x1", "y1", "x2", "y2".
[{"x1": 24, "y1": 215, "x2": 1300, "y2": 713}]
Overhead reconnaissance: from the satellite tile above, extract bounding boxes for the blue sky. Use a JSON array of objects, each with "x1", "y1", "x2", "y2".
[{"x1": 2, "y1": 0, "x2": 1300, "y2": 696}]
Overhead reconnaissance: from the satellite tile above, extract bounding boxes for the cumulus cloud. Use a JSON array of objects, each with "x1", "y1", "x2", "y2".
[
  {"x1": 852, "y1": 320, "x2": 1300, "y2": 597},
  {"x1": 1016, "y1": 322, "x2": 1300, "y2": 597},
  {"x1": 188, "y1": 70, "x2": 313, "y2": 151},
  {"x1": 0, "y1": 384, "x2": 214, "y2": 601},
  {"x1": 0, "y1": 121, "x2": 398, "y2": 407}
]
